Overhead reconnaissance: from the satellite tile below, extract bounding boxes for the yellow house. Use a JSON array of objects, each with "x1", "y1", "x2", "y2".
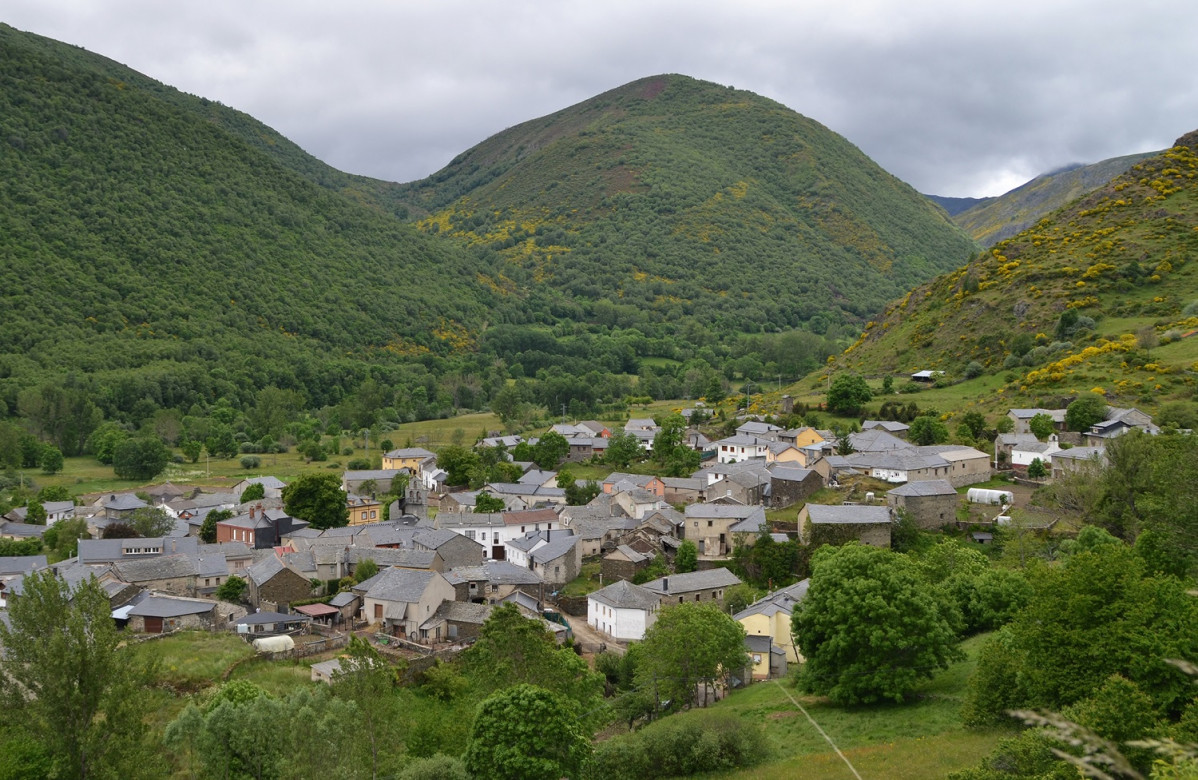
[
  {"x1": 786, "y1": 427, "x2": 825, "y2": 449},
  {"x1": 733, "y1": 580, "x2": 809, "y2": 678},
  {"x1": 766, "y1": 441, "x2": 804, "y2": 465},
  {"x1": 381, "y1": 447, "x2": 437, "y2": 473},
  {"x1": 347, "y1": 496, "x2": 382, "y2": 526}
]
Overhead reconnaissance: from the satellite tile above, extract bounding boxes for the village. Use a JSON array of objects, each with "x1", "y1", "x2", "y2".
[{"x1": 0, "y1": 389, "x2": 1158, "y2": 688}]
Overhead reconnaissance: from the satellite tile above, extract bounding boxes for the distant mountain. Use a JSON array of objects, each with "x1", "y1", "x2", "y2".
[
  {"x1": 0, "y1": 24, "x2": 495, "y2": 416},
  {"x1": 819, "y1": 131, "x2": 1198, "y2": 415},
  {"x1": 952, "y1": 152, "x2": 1159, "y2": 246},
  {"x1": 925, "y1": 194, "x2": 995, "y2": 217},
  {"x1": 394, "y1": 74, "x2": 978, "y2": 334}
]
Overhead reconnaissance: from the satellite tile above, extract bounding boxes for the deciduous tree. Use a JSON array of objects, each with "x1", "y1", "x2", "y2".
[
  {"x1": 636, "y1": 602, "x2": 747, "y2": 711},
  {"x1": 0, "y1": 570, "x2": 151, "y2": 778},
  {"x1": 1065, "y1": 393, "x2": 1107, "y2": 433},
  {"x1": 795, "y1": 543, "x2": 962, "y2": 704},
  {"x1": 826, "y1": 374, "x2": 872, "y2": 415},
  {"x1": 282, "y1": 472, "x2": 347, "y2": 530},
  {"x1": 112, "y1": 437, "x2": 169, "y2": 481},
  {"x1": 909, "y1": 414, "x2": 950, "y2": 445},
  {"x1": 464, "y1": 684, "x2": 591, "y2": 780}
]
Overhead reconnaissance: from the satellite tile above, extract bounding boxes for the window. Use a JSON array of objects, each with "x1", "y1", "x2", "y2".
[
  {"x1": 752, "y1": 654, "x2": 762, "y2": 664},
  {"x1": 465, "y1": 530, "x2": 475, "y2": 540},
  {"x1": 707, "y1": 520, "x2": 713, "y2": 527}
]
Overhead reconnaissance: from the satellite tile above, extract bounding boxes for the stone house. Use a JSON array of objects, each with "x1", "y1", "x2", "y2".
[
  {"x1": 245, "y1": 554, "x2": 313, "y2": 610},
  {"x1": 798, "y1": 504, "x2": 892, "y2": 547},
  {"x1": 886, "y1": 479, "x2": 958, "y2": 530},
  {"x1": 641, "y1": 568, "x2": 742, "y2": 606}
]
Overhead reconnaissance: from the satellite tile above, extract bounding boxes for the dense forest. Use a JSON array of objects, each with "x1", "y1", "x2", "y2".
[{"x1": 4, "y1": 25, "x2": 971, "y2": 463}]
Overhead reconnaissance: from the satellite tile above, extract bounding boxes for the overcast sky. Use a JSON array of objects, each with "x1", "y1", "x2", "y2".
[{"x1": 6, "y1": 1, "x2": 1197, "y2": 197}]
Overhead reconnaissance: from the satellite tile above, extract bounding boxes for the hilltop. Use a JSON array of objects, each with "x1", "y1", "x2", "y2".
[
  {"x1": 395, "y1": 74, "x2": 978, "y2": 334},
  {"x1": 812, "y1": 131, "x2": 1198, "y2": 417},
  {"x1": 0, "y1": 24, "x2": 502, "y2": 416},
  {"x1": 951, "y1": 151, "x2": 1159, "y2": 246}
]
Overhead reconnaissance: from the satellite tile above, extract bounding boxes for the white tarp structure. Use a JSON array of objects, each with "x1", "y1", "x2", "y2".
[
  {"x1": 252, "y1": 635, "x2": 295, "y2": 653},
  {"x1": 967, "y1": 488, "x2": 1014, "y2": 506}
]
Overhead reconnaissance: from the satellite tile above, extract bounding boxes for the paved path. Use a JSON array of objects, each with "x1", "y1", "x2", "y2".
[{"x1": 561, "y1": 610, "x2": 625, "y2": 655}]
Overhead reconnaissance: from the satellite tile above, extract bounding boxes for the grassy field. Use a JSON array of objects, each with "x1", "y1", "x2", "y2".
[{"x1": 692, "y1": 633, "x2": 1007, "y2": 779}]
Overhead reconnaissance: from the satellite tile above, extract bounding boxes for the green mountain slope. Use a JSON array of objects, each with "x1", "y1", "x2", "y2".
[
  {"x1": 821, "y1": 131, "x2": 1198, "y2": 414},
  {"x1": 0, "y1": 24, "x2": 495, "y2": 415},
  {"x1": 953, "y1": 152, "x2": 1159, "y2": 246},
  {"x1": 395, "y1": 74, "x2": 978, "y2": 333}
]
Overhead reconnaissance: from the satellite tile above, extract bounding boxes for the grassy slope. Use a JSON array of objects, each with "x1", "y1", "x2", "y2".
[
  {"x1": 663, "y1": 633, "x2": 1005, "y2": 779},
  {"x1": 395, "y1": 74, "x2": 978, "y2": 333},
  {"x1": 800, "y1": 132, "x2": 1198, "y2": 420},
  {"x1": 954, "y1": 152, "x2": 1159, "y2": 247}
]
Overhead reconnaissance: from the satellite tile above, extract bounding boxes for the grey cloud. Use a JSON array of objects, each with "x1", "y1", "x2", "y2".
[{"x1": 5, "y1": 0, "x2": 1197, "y2": 196}]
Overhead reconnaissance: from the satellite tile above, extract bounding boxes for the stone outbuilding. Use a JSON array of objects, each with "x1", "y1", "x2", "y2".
[{"x1": 886, "y1": 479, "x2": 959, "y2": 530}]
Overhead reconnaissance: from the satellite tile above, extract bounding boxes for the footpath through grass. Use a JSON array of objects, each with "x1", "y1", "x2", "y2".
[{"x1": 695, "y1": 633, "x2": 1009, "y2": 779}]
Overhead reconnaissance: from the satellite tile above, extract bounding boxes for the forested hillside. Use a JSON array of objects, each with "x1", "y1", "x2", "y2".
[
  {"x1": 396, "y1": 74, "x2": 978, "y2": 336},
  {"x1": 0, "y1": 24, "x2": 510, "y2": 431}
]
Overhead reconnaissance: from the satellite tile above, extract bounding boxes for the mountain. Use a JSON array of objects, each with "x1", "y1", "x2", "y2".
[
  {"x1": 0, "y1": 24, "x2": 498, "y2": 418},
  {"x1": 819, "y1": 131, "x2": 1198, "y2": 415},
  {"x1": 394, "y1": 74, "x2": 978, "y2": 335},
  {"x1": 925, "y1": 194, "x2": 995, "y2": 217},
  {"x1": 951, "y1": 152, "x2": 1159, "y2": 246}
]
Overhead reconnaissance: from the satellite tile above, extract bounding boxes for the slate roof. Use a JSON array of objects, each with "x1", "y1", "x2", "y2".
[
  {"x1": 501, "y1": 508, "x2": 559, "y2": 526},
  {"x1": 862, "y1": 420, "x2": 910, "y2": 433},
  {"x1": 383, "y1": 447, "x2": 437, "y2": 460},
  {"x1": 349, "y1": 547, "x2": 437, "y2": 569},
  {"x1": 246, "y1": 554, "x2": 290, "y2": 586},
  {"x1": 642, "y1": 567, "x2": 742, "y2": 595},
  {"x1": 609, "y1": 544, "x2": 650, "y2": 563},
  {"x1": 0, "y1": 556, "x2": 47, "y2": 576},
  {"x1": 128, "y1": 596, "x2": 215, "y2": 618},
  {"x1": 444, "y1": 560, "x2": 542, "y2": 586},
  {"x1": 1052, "y1": 446, "x2": 1107, "y2": 463},
  {"x1": 329, "y1": 591, "x2": 360, "y2": 608},
  {"x1": 805, "y1": 505, "x2": 892, "y2": 525},
  {"x1": 589, "y1": 580, "x2": 661, "y2": 611},
  {"x1": 412, "y1": 529, "x2": 462, "y2": 550},
  {"x1": 733, "y1": 579, "x2": 810, "y2": 621},
  {"x1": 530, "y1": 535, "x2": 579, "y2": 565},
  {"x1": 100, "y1": 494, "x2": 148, "y2": 511},
  {"x1": 421, "y1": 600, "x2": 493, "y2": 629},
  {"x1": 341, "y1": 469, "x2": 403, "y2": 482},
  {"x1": 847, "y1": 429, "x2": 910, "y2": 452},
  {"x1": 886, "y1": 479, "x2": 956, "y2": 497},
  {"x1": 685, "y1": 504, "x2": 762, "y2": 520},
  {"x1": 0, "y1": 522, "x2": 47, "y2": 539},
  {"x1": 357, "y1": 567, "x2": 439, "y2": 603}
]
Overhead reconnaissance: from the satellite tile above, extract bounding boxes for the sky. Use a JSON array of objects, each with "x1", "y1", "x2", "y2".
[{"x1": 6, "y1": 1, "x2": 1197, "y2": 197}]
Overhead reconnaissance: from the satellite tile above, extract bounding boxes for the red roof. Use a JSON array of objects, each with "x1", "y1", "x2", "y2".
[
  {"x1": 294, "y1": 603, "x2": 339, "y2": 617},
  {"x1": 501, "y1": 508, "x2": 558, "y2": 526}
]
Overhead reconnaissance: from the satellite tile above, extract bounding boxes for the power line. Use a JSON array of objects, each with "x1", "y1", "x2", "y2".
[{"x1": 772, "y1": 680, "x2": 864, "y2": 780}]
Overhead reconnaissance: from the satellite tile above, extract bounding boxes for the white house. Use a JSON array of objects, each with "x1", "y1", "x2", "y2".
[
  {"x1": 1011, "y1": 435, "x2": 1063, "y2": 472},
  {"x1": 587, "y1": 580, "x2": 661, "y2": 641},
  {"x1": 712, "y1": 434, "x2": 771, "y2": 464}
]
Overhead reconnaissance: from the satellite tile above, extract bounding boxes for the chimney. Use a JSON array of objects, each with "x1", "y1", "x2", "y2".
[
  {"x1": 249, "y1": 505, "x2": 257, "y2": 520},
  {"x1": 662, "y1": 577, "x2": 669, "y2": 592}
]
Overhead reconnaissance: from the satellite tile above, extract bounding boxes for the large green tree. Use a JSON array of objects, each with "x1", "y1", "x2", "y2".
[
  {"x1": 795, "y1": 543, "x2": 962, "y2": 704},
  {"x1": 532, "y1": 431, "x2": 570, "y2": 469},
  {"x1": 908, "y1": 414, "x2": 950, "y2": 445},
  {"x1": 1065, "y1": 392, "x2": 1108, "y2": 433},
  {"x1": 282, "y1": 472, "x2": 348, "y2": 530},
  {"x1": 604, "y1": 430, "x2": 643, "y2": 468},
  {"x1": 127, "y1": 507, "x2": 175, "y2": 538},
  {"x1": 636, "y1": 602, "x2": 747, "y2": 711},
  {"x1": 0, "y1": 570, "x2": 151, "y2": 779},
  {"x1": 826, "y1": 374, "x2": 872, "y2": 415},
  {"x1": 963, "y1": 537, "x2": 1198, "y2": 722},
  {"x1": 112, "y1": 437, "x2": 169, "y2": 481},
  {"x1": 464, "y1": 684, "x2": 591, "y2": 780},
  {"x1": 459, "y1": 604, "x2": 604, "y2": 712}
]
